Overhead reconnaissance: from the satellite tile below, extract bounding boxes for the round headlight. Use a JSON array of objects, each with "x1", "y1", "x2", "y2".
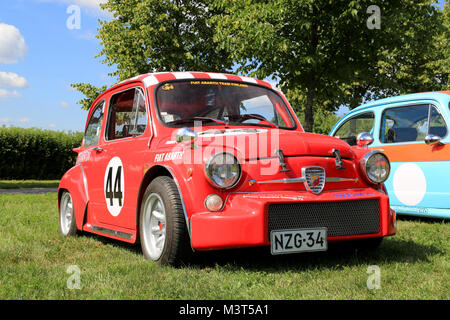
[
  {"x1": 361, "y1": 152, "x2": 390, "y2": 184},
  {"x1": 205, "y1": 152, "x2": 241, "y2": 189}
]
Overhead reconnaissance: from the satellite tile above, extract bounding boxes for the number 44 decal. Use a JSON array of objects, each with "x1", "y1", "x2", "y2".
[
  {"x1": 105, "y1": 166, "x2": 123, "y2": 206},
  {"x1": 104, "y1": 157, "x2": 125, "y2": 216}
]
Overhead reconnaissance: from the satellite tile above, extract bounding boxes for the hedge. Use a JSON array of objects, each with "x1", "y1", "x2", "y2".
[{"x1": 0, "y1": 127, "x2": 83, "y2": 180}]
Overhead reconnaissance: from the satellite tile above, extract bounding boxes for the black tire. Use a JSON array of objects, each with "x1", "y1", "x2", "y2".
[
  {"x1": 59, "y1": 190, "x2": 78, "y2": 236},
  {"x1": 139, "y1": 176, "x2": 192, "y2": 265}
]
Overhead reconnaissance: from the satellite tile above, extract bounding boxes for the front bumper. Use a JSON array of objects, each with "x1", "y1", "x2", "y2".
[{"x1": 190, "y1": 188, "x2": 396, "y2": 251}]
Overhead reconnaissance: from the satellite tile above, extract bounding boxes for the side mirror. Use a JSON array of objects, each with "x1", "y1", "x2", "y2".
[
  {"x1": 356, "y1": 132, "x2": 374, "y2": 148},
  {"x1": 424, "y1": 134, "x2": 444, "y2": 146},
  {"x1": 176, "y1": 127, "x2": 198, "y2": 148}
]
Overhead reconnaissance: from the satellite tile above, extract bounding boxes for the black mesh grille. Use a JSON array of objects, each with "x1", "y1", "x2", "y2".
[{"x1": 268, "y1": 199, "x2": 380, "y2": 237}]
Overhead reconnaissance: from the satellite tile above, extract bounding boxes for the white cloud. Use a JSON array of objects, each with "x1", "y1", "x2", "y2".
[
  {"x1": 0, "y1": 88, "x2": 21, "y2": 98},
  {"x1": 0, "y1": 117, "x2": 12, "y2": 123},
  {"x1": 36, "y1": 0, "x2": 107, "y2": 11},
  {"x1": 0, "y1": 71, "x2": 28, "y2": 88},
  {"x1": 48, "y1": 123, "x2": 56, "y2": 128},
  {"x1": 60, "y1": 101, "x2": 70, "y2": 108},
  {"x1": 19, "y1": 117, "x2": 30, "y2": 123},
  {"x1": 0, "y1": 23, "x2": 28, "y2": 64}
]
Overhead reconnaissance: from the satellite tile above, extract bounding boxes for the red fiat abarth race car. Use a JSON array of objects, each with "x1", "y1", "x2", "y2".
[{"x1": 58, "y1": 71, "x2": 396, "y2": 265}]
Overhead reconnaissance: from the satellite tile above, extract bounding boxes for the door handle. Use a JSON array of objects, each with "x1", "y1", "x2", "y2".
[{"x1": 92, "y1": 146, "x2": 105, "y2": 153}]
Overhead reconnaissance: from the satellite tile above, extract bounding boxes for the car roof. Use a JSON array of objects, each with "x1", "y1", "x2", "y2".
[
  {"x1": 107, "y1": 71, "x2": 278, "y2": 92},
  {"x1": 351, "y1": 91, "x2": 450, "y2": 112}
]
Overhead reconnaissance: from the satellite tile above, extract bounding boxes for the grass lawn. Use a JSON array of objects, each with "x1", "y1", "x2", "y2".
[
  {"x1": 0, "y1": 180, "x2": 59, "y2": 189},
  {"x1": 0, "y1": 192, "x2": 448, "y2": 300}
]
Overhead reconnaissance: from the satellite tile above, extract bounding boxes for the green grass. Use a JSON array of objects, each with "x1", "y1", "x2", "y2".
[
  {"x1": 0, "y1": 180, "x2": 59, "y2": 189},
  {"x1": 0, "y1": 192, "x2": 448, "y2": 299}
]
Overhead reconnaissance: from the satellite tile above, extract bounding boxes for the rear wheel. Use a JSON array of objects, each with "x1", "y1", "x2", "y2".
[
  {"x1": 139, "y1": 176, "x2": 192, "y2": 265},
  {"x1": 59, "y1": 191, "x2": 77, "y2": 236}
]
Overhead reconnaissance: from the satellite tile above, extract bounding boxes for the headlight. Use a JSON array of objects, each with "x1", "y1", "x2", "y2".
[
  {"x1": 205, "y1": 152, "x2": 241, "y2": 189},
  {"x1": 360, "y1": 152, "x2": 390, "y2": 184}
]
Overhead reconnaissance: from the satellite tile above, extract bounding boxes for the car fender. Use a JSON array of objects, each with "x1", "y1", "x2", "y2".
[
  {"x1": 137, "y1": 163, "x2": 192, "y2": 235},
  {"x1": 58, "y1": 164, "x2": 89, "y2": 231}
]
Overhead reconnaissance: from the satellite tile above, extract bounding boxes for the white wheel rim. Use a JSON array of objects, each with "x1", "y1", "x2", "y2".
[
  {"x1": 60, "y1": 192, "x2": 73, "y2": 235},
  {"x1": 142, "y1": 193, "x2": 167, "y2": 261}
]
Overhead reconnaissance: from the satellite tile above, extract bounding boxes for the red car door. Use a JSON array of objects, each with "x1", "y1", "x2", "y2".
[{"x1": 92, "y1": 85, "x2": 149, "y2": 231}]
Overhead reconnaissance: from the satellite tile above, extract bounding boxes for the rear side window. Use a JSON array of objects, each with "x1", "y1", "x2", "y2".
[
  {"x1": 380, "y1": 104, "x2": 447, "y2": 143},
  {"x1": 84, "y1": 100, "x2": 104, "y2": 147},
  {"x1": 334, "y1": 112, "x2": 374, "y2": 146},
  {"x1": 106, "y1": 87, "x2": 147, "y2": 141}
]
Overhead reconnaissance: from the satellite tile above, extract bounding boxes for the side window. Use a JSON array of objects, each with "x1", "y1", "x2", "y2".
[
  {"x1": 106, "y1": 87, "x2": 147, "y2": 141},
  {"x1": 84, "y1": 100, "x2": 104, "y2": 148},
  {"x1": 428, "y1": 106, "x2": 447, "y2": 138},
  {"x1": 334, "y1": 112, "x2": 374, "y2": 146},
  {"x1": 380, "y1": 104, "x2": 446, "y2": 143}
]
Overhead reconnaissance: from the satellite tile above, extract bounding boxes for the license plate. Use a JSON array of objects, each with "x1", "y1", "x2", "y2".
[{"x1": 270, "y1": 228, "x2": 327, "y2": 255}]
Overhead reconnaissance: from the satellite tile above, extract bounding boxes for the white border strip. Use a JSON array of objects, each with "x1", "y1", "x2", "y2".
[
  {"x1": 206, "y1": 72, "x2": 228, "y2": 80},
  {"x1": 142, "y1": 75, "x2": 159, "y2": 88},
  {"x1": 172, "y1": 72, "x2": 194, "y2": 79}
]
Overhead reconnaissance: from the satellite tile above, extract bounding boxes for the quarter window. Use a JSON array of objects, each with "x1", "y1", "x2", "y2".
[
  {"x1": 106, "y1": 87, "x2": 147, "y2": 141},
  {"x1": 334, "y1": 112, "x2": 375, "y2": 146},
  {"x1": 380, "y1": 104, "x2": 447, "y2": 143},
  {"x1": 84, "y1": 100, "x2": 104, "y2": 147}
]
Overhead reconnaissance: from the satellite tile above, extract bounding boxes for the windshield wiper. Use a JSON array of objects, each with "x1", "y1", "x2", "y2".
[
  {"x1": 229, "y1": 114, "x2": 279, "y2": 128},
  {"x1": 167, "y1": 116, "x2": 228, "y2": 127}
]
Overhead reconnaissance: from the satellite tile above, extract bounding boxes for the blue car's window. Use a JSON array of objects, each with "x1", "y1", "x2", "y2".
[
  {"x1": 380, "y1": 104, "x2": 447, "y2": 143},
  {"x1": 429, "y1": 106, "x2": 447, "y2": 138},
  {"x1": 333, "y1": 112, "x2": 374, "y2": 146}
]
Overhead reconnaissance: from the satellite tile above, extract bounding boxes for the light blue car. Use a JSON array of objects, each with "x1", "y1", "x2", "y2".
[{"x1": 330, "y1": 91, "x2": 450, "y2": 219}]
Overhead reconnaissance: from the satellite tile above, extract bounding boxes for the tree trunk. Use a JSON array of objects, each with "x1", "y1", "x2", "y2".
[{"x1": 304, "y1": 83, "x2": 315, "y2": 133}]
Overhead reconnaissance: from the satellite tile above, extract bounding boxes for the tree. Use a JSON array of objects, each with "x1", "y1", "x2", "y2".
[
  {"x1": 213, "y1": 0, "x2": 448, "y2": 131},
  {"x1": 73, "y1": 0, "x2": 234, "y2": 110}
]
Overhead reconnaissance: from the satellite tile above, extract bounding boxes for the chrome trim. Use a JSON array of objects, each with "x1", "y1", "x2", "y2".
[
  {"x1": 258, "y1": 178, "x2": 305, "y2": 184},
  {"x1": 424, "y1": 134, "x2": 444, "y2": 146},
  {"x1": 204, "y1": 152, "x2": 242, "y2": 189},
  {"x1": 326, "y1": 177, "x2": 359, "y2": 183},
  {"x1": 359, "y1": 151, "x2": 390, "y2": 184},
  {"x1": 91, "y1": 225, "x2": 133, "y2": 240},
  {"x1": 356, "y1": 132, "x2": 374, "y2": 148},
  {"x1": 257, "y1": 176, "x2": 358, "y2": 184},
  {"x1": 176, "y1": 127, "x2": 198, "y2": 148}
]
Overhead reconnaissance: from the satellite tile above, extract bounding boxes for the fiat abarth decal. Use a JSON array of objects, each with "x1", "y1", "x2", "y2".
[
  {"x1": 330, "y1": 91, "x2": 450, "y2": 219},
  {"x1": 58, "y1": 71, "x2": 397, "y2": 265}
]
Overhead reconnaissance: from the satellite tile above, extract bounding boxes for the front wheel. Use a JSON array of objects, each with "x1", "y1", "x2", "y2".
[{"x1": 139, "y1": 176, "x2": 192, "y2": 265}]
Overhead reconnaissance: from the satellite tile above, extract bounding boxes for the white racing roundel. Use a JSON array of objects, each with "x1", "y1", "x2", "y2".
[{"x1": 104, "y1": 156, "x2": 125, "y2": 216}]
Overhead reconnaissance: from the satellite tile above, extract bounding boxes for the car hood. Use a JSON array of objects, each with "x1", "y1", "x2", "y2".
[{"x1": 179, "y1": 128, "x2": 356, "y2": 160}]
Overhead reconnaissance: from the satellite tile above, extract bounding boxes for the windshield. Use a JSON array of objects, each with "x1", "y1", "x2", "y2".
[{"x1": 155, "y1": 80, "x2": 296, "y2": 129}]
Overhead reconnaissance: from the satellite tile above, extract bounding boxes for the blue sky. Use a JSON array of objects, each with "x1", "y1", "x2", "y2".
[
  {"x1": 0, "y1": 1, "x2": 446, "y2": 131},
  {"x1": 0, "y1": 0, "x2": 114, "y2": 132}
]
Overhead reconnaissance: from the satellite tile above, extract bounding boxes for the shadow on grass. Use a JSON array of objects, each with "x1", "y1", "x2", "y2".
[
  {"x1": 78, "y1": 231, "x2": 444, "y2": 272},
  {"x1": 397, "y1": 215, "x2": 449, "y2": 224},
  {"x1": 186, "y1": 237, "x2": 444, "y2": 272}
]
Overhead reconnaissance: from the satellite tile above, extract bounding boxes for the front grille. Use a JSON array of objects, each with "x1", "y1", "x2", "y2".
[{"x1": 268, "y1": 199, "x2": 380, "y2": 237}]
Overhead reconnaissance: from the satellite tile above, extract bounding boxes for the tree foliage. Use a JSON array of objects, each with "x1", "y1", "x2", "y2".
[
  {"x1": 213, "y1": 0, "x2": 448, "y2": 131},
  {"x1": 98, "y1": 0, "x2": 233, "y2": 80},
  {"x1": 73, "y1": 0, "x2": 448, "y2": 134},
  {"x1": 71, "y1": 83, "x2": 108, "y2": 110},
  {"x1": 73, "y1": 0, "x2": 234, "y2": 110}
]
